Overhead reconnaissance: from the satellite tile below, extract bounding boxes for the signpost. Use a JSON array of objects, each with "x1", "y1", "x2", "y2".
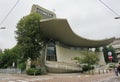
[
  {"x1": 108, "y1": 51, "x2": 112, "y2": 56},
  {"x1": 108, "y1": 56, "x2": 113, "y2": 61},
  {"x1": 108, "y1": 51, "x2": 113, "y2": 62}
]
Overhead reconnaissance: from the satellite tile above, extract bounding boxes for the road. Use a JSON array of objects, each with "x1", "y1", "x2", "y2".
[
  {"x1": 0, "y1": 72, "x2": 115, "y2": 82},
  {"x1": 101, "y1": 77, "x2": 120, "y2": 82}
]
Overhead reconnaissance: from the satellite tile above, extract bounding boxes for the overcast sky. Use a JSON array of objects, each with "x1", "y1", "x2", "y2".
[{"x1": 0, "y1": 0, "x2": 120, "y2": 50}]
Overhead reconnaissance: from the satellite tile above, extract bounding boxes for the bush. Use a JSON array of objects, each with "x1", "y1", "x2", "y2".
[
  {"x1": 17, "y1": 63, "x2": 26, "y2": 70},
  {"x1": 82, "y1": 65, "x2": 94, "y2": 72},
  {"x1": 26, "y1": 68, "x2": 41, "y2": 75},
  {"x1": 108, "y1": 63, "x2": 115, "y2": 68}
]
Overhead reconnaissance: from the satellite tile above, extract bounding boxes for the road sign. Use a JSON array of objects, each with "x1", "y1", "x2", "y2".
[
  {"x1": 108, "y1": 51, "x2": 112, "y2": 56},
  {"x1": 108, "y1": 56, "x2": 113, "y2": 61}
]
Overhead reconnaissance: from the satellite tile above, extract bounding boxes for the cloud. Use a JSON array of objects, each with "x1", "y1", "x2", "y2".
[{"x1": 0, "y1": 0, "x2": 120, "y2": 49}]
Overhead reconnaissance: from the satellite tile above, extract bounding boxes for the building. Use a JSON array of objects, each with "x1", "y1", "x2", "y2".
[{"x1": 31, "y1": 4, "x2": 115, "y2": 73}]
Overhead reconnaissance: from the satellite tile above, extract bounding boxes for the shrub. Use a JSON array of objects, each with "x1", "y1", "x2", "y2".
[
  {"x1": 17, "y1": 63, "x2": 26, "y2": 71},
  {"x1": 26, "y1": 68, "x2": 41, "y2": 75},
  {"x1": 82, "y1": 65, "x2": 94, "y2": 72},
  {"x1": 108, "y1": 63, "x2": 115, "y2": 68}
]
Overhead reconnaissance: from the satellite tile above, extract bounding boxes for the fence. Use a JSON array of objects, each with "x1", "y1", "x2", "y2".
[
  {"x1": 0, "y1": 68, "x2": 21, "y2": 74},
  {"x1": 86, "y1": 69, "x2": 112, "y2": 75}
]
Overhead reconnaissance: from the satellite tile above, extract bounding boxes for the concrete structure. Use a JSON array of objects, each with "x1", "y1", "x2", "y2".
[
  {"x1": 31, "y1": 4, "x2": 56, "y2": 19},
  {"x1": 31, "y1": 4, "x2": 115, "y2": 73}
]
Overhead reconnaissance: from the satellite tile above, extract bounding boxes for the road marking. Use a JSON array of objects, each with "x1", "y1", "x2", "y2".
[
  {"x1": 85, "y1": 75, "x2": 89, "y2": 77},
  {"x1": 17, "y1": 80, "x2": 28, "y2": 82},
  {"x1": 8, "y1": 77, "x2": 53, "y2": 82},
  {"x1": 77, "y1": 75, "x2": 81, "y2": 77}
]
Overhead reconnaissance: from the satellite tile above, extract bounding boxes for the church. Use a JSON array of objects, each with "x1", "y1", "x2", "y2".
[{"x1": 30, "y1": 4, "x2": 115, "y2": 73}]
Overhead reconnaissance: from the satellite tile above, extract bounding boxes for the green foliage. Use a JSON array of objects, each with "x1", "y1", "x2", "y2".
[
  {"x1": 15, "y1": 12, "x2": 48, "y2": 61},
  {"x1": 75, "y1": 51, "x2": 99, "y2": 65},
  {"x1": 82, "y1": 65, "x2": 94, "y2": 71},
  {"x1": 102, "y1": 45, "x2": 117, "y2": 63},
  {"x1": 74, "y1": 57, "x2": 81, "y2": 62},
  {"x1": 95, "y1": 47, "x2": 100, "y2": 52},
  {"x1": 74, "y1": 51, "x2": 98, "y2": 71},
  {"x1": 17, "y1": 62, "x2": 26, "y2": 70},
  {"x1": 26, "y1": 68, "x2": 41, "y2": 75},
  {"x1": 0, "y1": 48, "x2": 18, "y2": 68},
  {"x1": 108, "y1": 63, "x2": 115, "y2": 68}
]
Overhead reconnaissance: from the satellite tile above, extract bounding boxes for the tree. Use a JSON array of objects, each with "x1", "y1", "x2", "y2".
[
  {"x1": 102, "y1": 45, "x2": 117, "y2": 63},
  {"x1": 74, "y1": 51, "x2": 99, "y2": 65},
  {"x1": 15, "y1": 13, "x2": 47, "y2": 62},
  {"x1": 0, "y1": 48, "x2": 18, "y2": 68},
  {"x1": 80, "y1": 52, "x2": 99, "y2": 65},
  {"x1": 74, "y1": 51, "x2": 99, "y2": 71}
]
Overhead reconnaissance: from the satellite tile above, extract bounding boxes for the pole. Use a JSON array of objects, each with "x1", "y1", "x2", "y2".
[
  {"x1": 0, "y1": 27, "x2": 6, "y2": 29},
  {"x1": 115, "y1": 17, "x2": 120, "y2": 19}
]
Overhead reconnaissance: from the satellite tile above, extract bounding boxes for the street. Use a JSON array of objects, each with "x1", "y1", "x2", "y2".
[
  {"x1": 101, "y1": 77, "x2": 120, "y2": 82},
  {"x1": 0, "y1": 72, "x2": 115, "y2": 82}
]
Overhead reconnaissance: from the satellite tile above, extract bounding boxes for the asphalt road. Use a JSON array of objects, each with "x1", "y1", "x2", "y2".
[
  {"x1": 0, "y1": 73, "x2": 114, "y2": 82},
  {"x1": 101, "y1": 77, "x2": 120, "y2": 82}
]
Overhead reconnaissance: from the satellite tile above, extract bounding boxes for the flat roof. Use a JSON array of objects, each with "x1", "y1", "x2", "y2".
[{"x1": 40, "y1": 18, "x2": 115, "y2": 47}]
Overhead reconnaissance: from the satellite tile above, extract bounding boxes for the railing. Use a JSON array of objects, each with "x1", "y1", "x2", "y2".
[
  {"x1": 0, "y1": 68, "x2": 21, "y2": 74},
  {"x1": 86, "y1": 69, "x2": 113, "y2": 75}
]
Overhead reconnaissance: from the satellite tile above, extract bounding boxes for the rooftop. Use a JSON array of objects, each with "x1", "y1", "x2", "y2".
[{"x1": 40, "y1": 18, "x2": 115, "y2": 47}]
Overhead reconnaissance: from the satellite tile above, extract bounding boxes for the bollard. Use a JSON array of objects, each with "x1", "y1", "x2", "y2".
[
  {"x1": 103, "y1": 70, "x2": 104, "y2": 74},
  {"x1": 106, "y1": 69, "x2": 108, "y2": 73},
  {"x1": 99, "y1": 69, "x2": 100, "y2": 74},
  {"x1": 92, "y1": 70, "x2": 94, "y2": 75},
  {"x1": 34, "y1": 72, "x2": 35, "y2": 76}
]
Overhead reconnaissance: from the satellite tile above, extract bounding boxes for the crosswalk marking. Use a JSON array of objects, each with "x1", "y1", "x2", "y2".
[{"x1": 8, "y1": 77, "x2": 53, "y2": 82}]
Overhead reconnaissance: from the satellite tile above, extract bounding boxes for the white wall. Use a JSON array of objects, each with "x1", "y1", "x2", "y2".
[
  {"x1": 55, "y1": 43, "x2": 106, "y2": 65},
  {"x1": 97, "y1": 52, "x2": 106, "y2": 65},
  {"x1": 56, "y1": 44, "x2": 84, "y2": 64}
]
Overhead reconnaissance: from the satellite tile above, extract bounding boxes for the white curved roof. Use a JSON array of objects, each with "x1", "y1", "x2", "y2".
[{"x1": 40, "y1": 18, "x2": 115, "y2": 47}]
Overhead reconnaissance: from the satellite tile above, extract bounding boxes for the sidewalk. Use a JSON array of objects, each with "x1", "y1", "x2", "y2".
[{"x1": 44, "y1": 72, "x2": 115, "y2": 82}]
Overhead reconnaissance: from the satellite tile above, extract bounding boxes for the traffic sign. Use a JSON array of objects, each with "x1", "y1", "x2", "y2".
[
  {"x1": 108, "y1": 56, "x2": 113, "y2": 61},
  {"x1": 108, "y1": 51, "x2": 112, "y2": 56}
]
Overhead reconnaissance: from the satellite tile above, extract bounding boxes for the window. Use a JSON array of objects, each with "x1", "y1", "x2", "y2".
[
  {"x1": 46, "y1": 42, "x2": 57, "y2": 61},
  {"x1": 36, "y1": 8, "x2": 53, "y2": 18}
]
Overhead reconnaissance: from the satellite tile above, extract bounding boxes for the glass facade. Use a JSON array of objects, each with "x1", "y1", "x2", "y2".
[{"x1": 46, "y1": 42, "x2": 57, "y2": 61}]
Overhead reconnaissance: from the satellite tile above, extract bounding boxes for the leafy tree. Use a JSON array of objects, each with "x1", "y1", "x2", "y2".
[
  {"x1": 102, "y1": 45, "x2": 117, "y2": 63},
  {"x1": 95, "y1": 47, "x2": 100, "y2": 52},
  {"x1": 0, "y1": 48, "x2": 18, "y2": 68},
  {"x1": 102, "y1": 46, "x2": 108, "y2": 63},
  {"x1": 74, "y1": 51, "x2": 99, "y2": 65},
  {"x1": 15, "y1": 13, "x2": 47, "y2": 62},
  {"x1": 15, "y1": 13, "x2": 49, "y2": 73},
  {"x1": 74, "y1": 51, "x2": 99, "y2": 71},
  {"x1": 109, "y1": 46, "x2": 117, "y2": 62}
]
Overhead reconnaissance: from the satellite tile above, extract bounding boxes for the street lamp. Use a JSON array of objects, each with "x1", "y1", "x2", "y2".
[
  {"x1": 0, "y1": 27, "x2": 6, "y2": 29},
  {"x1": 114, "y1": 17, "x2": 120, "y2": 19}
]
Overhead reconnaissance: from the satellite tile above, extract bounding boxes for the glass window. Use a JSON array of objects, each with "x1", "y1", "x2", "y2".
[{"x1": 46, "y1": 42, "x2": 57, "y2": 61}]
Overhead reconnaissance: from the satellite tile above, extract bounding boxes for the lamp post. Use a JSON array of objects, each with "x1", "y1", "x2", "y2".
[
  {"x1": 114, "y1": 17, "x2": 120, "y2": 19},
  {"x1": 0, "y1": 27, "x2": 6, "y2": 29}
]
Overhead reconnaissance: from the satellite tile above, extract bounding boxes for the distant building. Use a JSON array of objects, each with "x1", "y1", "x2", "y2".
[
  {"x1": 30, "y1": 4, "x2": 115, "y2": 73},
  {"x1": 31, "y1": 4, "x2": 56, "y2": 19}
]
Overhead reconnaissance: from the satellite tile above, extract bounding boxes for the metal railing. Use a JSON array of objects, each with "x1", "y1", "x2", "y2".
[{"x1": 0, "y1": 68, "x2": 21, "y2": 74}]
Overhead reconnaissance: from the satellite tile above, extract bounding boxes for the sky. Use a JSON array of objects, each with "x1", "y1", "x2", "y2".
[{"x1": 0, "y1": 0, "x2": 120, "y2": 50}]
